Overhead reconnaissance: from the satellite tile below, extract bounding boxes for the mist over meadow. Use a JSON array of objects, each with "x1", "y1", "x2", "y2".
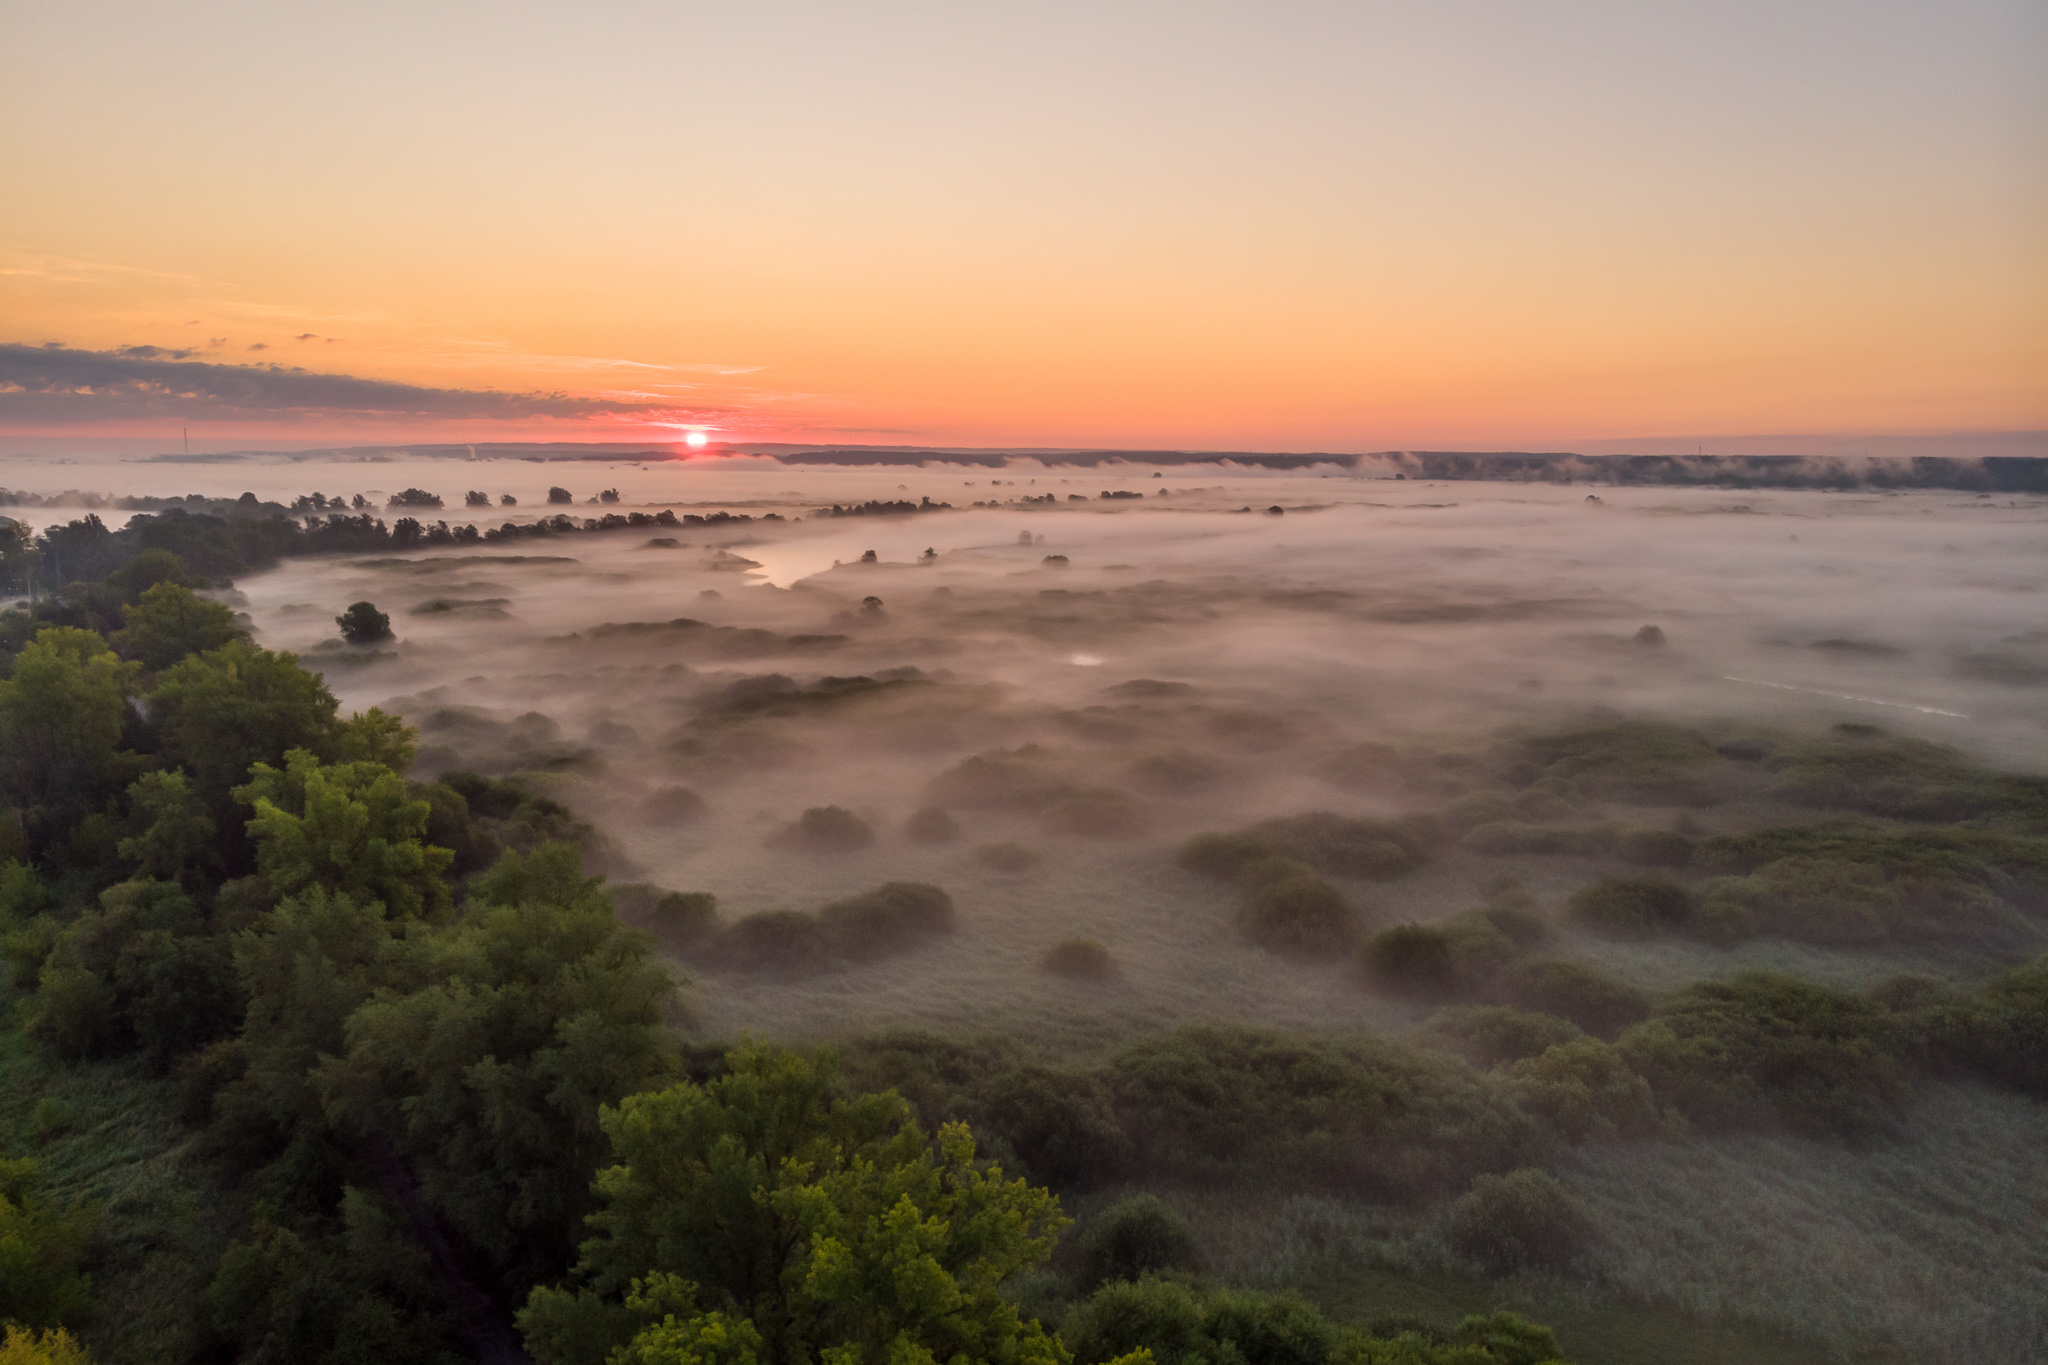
[{"x1": 4, "y1": 452, "x2": 2046, "y2": 1364}]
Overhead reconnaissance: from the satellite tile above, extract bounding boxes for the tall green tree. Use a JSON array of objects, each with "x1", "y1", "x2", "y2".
[
  {"x1": 115, "y1": 581, "x2": 243, "y2": 671},
  {"x1": 235, "y1": 749, "x2": 452, "y2": 920},
  {"x1": 0, "y1": 628, "x2": 140, "y2": 837},
  {"x1": 321, "y1": 845, "x2": 676, "y2": 1288},
  {"x1": 147, "y1": 641, "x2": 343, "y2": 826},
  {"x1": 518, "y1": 1045, "x2": 1073, "y2": 1365},
  {"x1": 117, "y1": 769, "x2": 219, "y2": 887}
]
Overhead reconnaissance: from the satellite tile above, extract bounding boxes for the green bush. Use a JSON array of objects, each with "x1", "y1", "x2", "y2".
[
  {"x1": 334, "y1": 601, "x2": 392, "y2": 644},
  {"x1": 1238, "y1": 871, "x2": 1359, "y2": 955},
  {"x1": 718, "y1": 909, "x2": 832, "y2": 972},
  {"x1": 1443, "y1": 1168, "x2": 1595, "y2": 1275},
  {"x1": 1505, "y1": 1040, "x2": 1673, "y2": 1142},
  {"x1": 1503, "y1": 720, "x2": 1726, "y2": 806},
  {"x1": 0, "y1": 1159, "x2": 99, "y2": 1331},
  {"x1": 1419, "y1": 1006, "x2": 1586, "y2": 1067},
  {"x1": 771, "y1": 804, "x2": 874, "y2": 852},
  {"x1": 1616, "y1": 972, "x2": 1912, "y2": 1135},
  {"x1": 1061, "y1": 1278, "x2": 1334, "y2": 1365},
  {"x1": 1359, "y1": 925, "x2": 1457, "y2": 998},
  {"x1": 1074, "y1": 1195, "x2": 1201, "y2": 1287},
  {"x1": 1042, "y1": 938, "x2": 1117, "y2": 980},
  {"x1": 903, "y1": 806, "x2": 959, "y2": 843},
  {"x1": 817, "y1": 881, "x2": 955, "y2": 958},
  {"x1": 1502, "y1": 960, "x2": 1652, "y2": 1039},
  {"x1": 1104, "y1": 1026, "x2": 1538, "y2": 1196},
  {"x1": 1566, "y1": 876, "x2": 1696, "y2": 938},
  {"x1": 1246, "y1": 812, "x2": 1427, "y2": 878}
]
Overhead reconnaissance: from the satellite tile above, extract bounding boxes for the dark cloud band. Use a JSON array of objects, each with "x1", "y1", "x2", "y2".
[{"x1": 0, "y1": 343, "x2": 684, "y2": 423}]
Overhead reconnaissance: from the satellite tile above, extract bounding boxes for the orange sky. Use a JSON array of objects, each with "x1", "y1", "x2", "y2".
[{"x1": 3, "y1": 1, "x2": 2044, "y2": 454}]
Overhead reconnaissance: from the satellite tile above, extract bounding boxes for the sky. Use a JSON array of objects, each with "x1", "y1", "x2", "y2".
[{"x1": 3, "y1": 0, "x2": 2044, "y2": 455}]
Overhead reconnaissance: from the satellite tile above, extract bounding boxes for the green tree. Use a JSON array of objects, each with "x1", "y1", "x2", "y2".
[
  {"x1": 117, "y1": 769, "x2": 219, "y2": 886},
  {"x1": 0, "y1": 627, "x2": 140, "y2": 829},
  {"x1": 0, "y1": 1324, "x2": 93, "y2": 1365},
  {"x1": 147, "y1": 640, "x2": 344, "y2": 825},
  {"x1": 337, "y1": 601, "x2": 393, "y2": 644},
  {"x1": 115, "y1": 581, "x2": 243, "y2": 671},
  {"x1": 0, "y1": 1158, "x2": 99, "y2": 1331},
  {"x1": 235, "y1": 749, "x2": 453, "y2": 920},
  {"x1": 518, "y1": 1045, "x2": 1070, "y2": 1365},
  {"x1": 321, "y1": 845, "x2": 675, "y2": 1287}
]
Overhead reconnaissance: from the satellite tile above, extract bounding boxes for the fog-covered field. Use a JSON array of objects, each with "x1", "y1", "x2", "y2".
[{"x1": 12, "y1": 454, "x2": 2045, "y2": 1043}]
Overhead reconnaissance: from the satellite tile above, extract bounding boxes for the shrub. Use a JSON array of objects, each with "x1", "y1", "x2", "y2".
[
  {"x1": 1469, "y1": 896, "x2": 1551, "y2": 950},
  {"x1": 972, "y1": 841, "x2": 1041, "y2": 872},
  {"x1": 1616, "y1": 972, "x2": 1912, "y2": 1135},
  {"x1": 1941, "y1": 954, "x2": 2048, "y2": 1095},
  {"x1": 817, "y1": 881, "x2": 955, "y2": 958},
  {"x1": 927, "y1": 745, "x2": 1074, "y2": 811},
  {"x1": 1359, "y1": 925, "x2": 1456, "y2": 997},
  {"x1": 335, "y1": 600, "x2": 392, "y2": 644},
  {"x1": 1502, "y1": 960, "x2": 1652, "y2": 1039},
  {"x1": 1443, "y1": 1168, "x2": 1595, "y2": 1275},
  {"x1": 718, "y1": 909, "x2": 832, "y2": 972},
  {"x1": 1419, "y1": 1006, "x2": 1586, "y2": 1067},
  {"x1": 547, "y1": 486, "x2": 573, "y2": 504},
  {"x1": 1567, "y1": 875, "x2": 1695, "y2": 938},
  {"x1": 1075, "y1": 1195, "x2": 1202, "y2": 1288},
  {"x1": 971, "y1": 1065, "x2": 1131, "y2": 1188},
  {"x1": 771, "y1": 804, "x2": 874, "y2": 853},
  {"x1": 0, "y1": 1160, "x2": 99, "y2": 1330},
  {"x1": 1239, "y1": 872, "x2": 1358, "y2": 955},
  {"x1": 904, "y1": 806, "x2": 959, "y2": 843},
  {"x1": 1104, "y1": 1026, "x2": 1539, "y2": 1195},
  {"x1": 1178, "y1": 832, "x2": 1291, "y2": 883},
  {"x1": 1061, "y1": 1278, "x2": 1335, "y2": 1365},
  {"x1": 1247, "y1": 812, "x2": 1425, "y2": 877},
  {"x1": 1505, "y1": 1040, "x2": 1672, "y2": 1142},
  {"x1": 1505, "y1": 720, "x2": 1725, "y2": 806},
  {"x1": 1042, "y1": 938, "x2": 1117, "y2": 980},
  {"x1": 640, "y1": 786, "x2": 707, "y2": 824},
  {"x1": 1695, "y1": 857, "x2": 1897, "y2": 946}
]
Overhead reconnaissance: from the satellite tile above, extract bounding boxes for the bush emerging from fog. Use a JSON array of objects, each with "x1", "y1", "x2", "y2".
[
  {"x1": 904, "y1": 805, "x2": 959, "y2": 843},
  {"x1": 1504, "y1": 1039, "x2": 1674, "y2": 1143},
  {"x1": 607, "y1": 882, "x2": 719, "y2": 949},
  {"x1": 1247, "y1": 812, "x2": 1429, "y2": 878},
  {"x1": 1104, "y1": 1025, "x2": 1539, "y2": 1196},
  {"x1": 1503, "y1": 960, "x2": 1653, "y2": 1040},
  {"x1": 1238, "y1": 871, "x2": 1359, "y2": 955},
  {"x1": 926, "y1": 744, "x2": 1074, "y2": 811},
  {"x1": 816, "y1": 881, "x2": 956, "y2": 959},
  {"x1": 1359, "y1": 924, "x2": 1456, "y2": 997},
  {"x1": 1616, "y1": 972, "x2": 1912, "y2": 1135},
  {"x1": 1074, "y1": 1194, "x2": 1202, "y2": 1288},
  {"x1": 718, "y1": 908, "x2": 833, "y2": 973},
  {"x1": 770, "y1": 804, "x2": 875, "y2": 853},
  {"x1": 1041, "y1": 938, "x2": 1117, "y2": 980},
  {"x1": 1504, "y1": 720, "x2": 1726, "y2": 807},
  {"x1": 1420, "y1": 1005, "x2": 1587, "y2": 1067},
  {"x1": 971, "y1": 841, "x2": 1041, "y2": 872},
  {"x1": 335, "y1": 600, "x2": 392, "y2": 644},
  {"x1": 1567, "y1": 875, "x2": 1696, "y2": 938},
  {"x1": 1444, "y1": 1168, "x2": 1596, "y2": 1275},
  {"x1": 638, "y1": 785, "x2": 707, "y2": 825},
  {"x1": 1942, "y1": 954, "x2": 2048, "y2": 1095},
  {"x1": 1124, "y1": 748, "x2": 1222, "y2": 794}
]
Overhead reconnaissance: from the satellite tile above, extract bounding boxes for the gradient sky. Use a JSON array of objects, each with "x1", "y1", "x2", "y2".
[{"x1": 3, "y1": 0, "x2": 2044, "y2": 453}]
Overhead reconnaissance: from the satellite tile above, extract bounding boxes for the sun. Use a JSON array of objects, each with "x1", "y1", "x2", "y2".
[{"x1": 684, "y1": 429, "x2": 710, "y2": 448}]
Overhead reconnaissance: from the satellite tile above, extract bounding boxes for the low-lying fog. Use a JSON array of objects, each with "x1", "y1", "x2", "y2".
[{"x1": 13, "y1": 455, "x2": 2046, "y2": 1046}]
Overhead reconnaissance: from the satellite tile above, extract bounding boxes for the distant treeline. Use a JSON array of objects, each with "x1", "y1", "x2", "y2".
[
  {"x1": 114, "y1": 441, "x2": 2046, "y2": 488},
  {"x1": 0, "y1": 504, "x2": 772, "y2": 598}
]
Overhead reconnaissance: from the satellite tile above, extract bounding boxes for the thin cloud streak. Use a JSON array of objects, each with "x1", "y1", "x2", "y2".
[{"x1": 0, "y1": 342, "x2": 735, "y2": 424}]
